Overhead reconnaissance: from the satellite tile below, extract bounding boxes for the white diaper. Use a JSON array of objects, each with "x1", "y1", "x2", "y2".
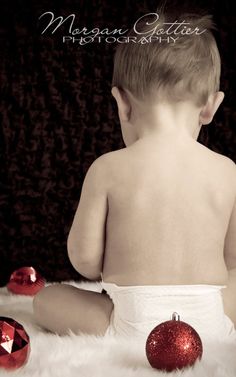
[{"x1": 101, "y1": 282, "x2": 236, "y2": 343}]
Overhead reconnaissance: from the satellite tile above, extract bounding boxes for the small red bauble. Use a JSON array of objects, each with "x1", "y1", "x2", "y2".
[
  {"x1": 7, "y1": 267, "x2": 45, "y2": 296},
  {"x1": 146, "y1": 312, "x2": 203, "y2": 372},
  {"x1": 0, "y1": 317, "x2": 30, "y2": 370}
]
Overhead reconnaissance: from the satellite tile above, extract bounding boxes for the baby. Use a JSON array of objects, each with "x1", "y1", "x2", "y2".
[{"x1": 33, "y1": 11, "x2": 236, "y2": 343}]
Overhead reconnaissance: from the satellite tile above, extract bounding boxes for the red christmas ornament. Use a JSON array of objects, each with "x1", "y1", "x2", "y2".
[
  {"x1": 146, "y1": 312, "x2": 203, "y2": 372},
  {"x1": 0, "y1": 317, "x2": 30, "y2": 370},
  {"x1": 7, "y1": 267, "x2": 45, "y2": 296}
]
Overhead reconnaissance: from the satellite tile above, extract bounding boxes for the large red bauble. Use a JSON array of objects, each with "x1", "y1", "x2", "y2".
[
  {"x1": 7, "y1": 267, "x2": 45, "y2": 296},
  {"x1": 146, "y1": 313, "x2": 203, "y2": 372},
  {"x1": 0, "y1": 317, "x2": 30, "y2": 370}
]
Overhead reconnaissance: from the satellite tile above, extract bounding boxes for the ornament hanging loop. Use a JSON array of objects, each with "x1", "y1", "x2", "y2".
[{"x1": 172, "y1": 312, "x2": 180, "y2": 321}]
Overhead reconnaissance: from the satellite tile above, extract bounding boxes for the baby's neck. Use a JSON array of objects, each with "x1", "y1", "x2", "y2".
[{"x1": 133, "y1": 101, "x2": 202, "y2": 141}]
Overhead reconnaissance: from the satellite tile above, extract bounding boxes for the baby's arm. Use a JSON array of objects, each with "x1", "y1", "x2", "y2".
[
  {"x1": 67, "y1": 157, "x2": 108, "y2": 280},
  {"x1": 222, "y1": 196, "x2": 236, "y2": 326}
]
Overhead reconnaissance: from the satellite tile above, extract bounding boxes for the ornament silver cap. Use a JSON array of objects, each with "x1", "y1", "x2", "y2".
[{"x1": 172, "y1": 312, "x2": 180, "y2": 321}]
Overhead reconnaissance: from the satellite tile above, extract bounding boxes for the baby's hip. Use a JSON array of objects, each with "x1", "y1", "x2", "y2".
[{"x1": 101, "y1": 282, "x2": 235, "y2": 341}]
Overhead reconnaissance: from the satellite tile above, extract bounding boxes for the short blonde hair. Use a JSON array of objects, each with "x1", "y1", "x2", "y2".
[{"x1": 112, "y1": 12, "x2": 221, "y2": 107}]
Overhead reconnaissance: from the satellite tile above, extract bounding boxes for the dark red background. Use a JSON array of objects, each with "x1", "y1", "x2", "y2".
[{"x1": 0, "y1": 0, "x2": 235, "y2": 286}]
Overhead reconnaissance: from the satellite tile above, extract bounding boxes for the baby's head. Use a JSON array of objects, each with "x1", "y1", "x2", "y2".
[{"x1": 111, "y1": 11, "x2": 224, "y2": 144}]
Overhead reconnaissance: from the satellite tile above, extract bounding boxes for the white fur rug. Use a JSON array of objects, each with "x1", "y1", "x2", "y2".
[{"x1": 0, "y1": 281, "x2": 236, "y2": 377}]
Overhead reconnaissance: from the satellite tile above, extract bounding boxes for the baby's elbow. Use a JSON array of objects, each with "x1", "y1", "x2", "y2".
[
  {"x1": 67, "y1": 241, "x2": 89, "y2": 275},
  {"x1": 67, "y1": 237, "x2": 80, "y2": 271},
  {"x1": 68, "y1": 251, "x2": 101, "y2": 280},
  {"x1": 67, "y1": 237, "x2": 73, "y2": 260},
  {"x1": 68, "y1": 248, "x2": 79, "y2": 273}
]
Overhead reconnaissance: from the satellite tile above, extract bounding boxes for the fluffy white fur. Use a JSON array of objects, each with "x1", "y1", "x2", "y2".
[{"x1": 0, "y1": 281, "x2": 236, "y2": 377}]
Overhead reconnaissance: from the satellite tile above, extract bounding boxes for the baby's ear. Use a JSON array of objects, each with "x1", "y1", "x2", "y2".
[
  {"x1": 199, "y1": 91, "x2": 224, "y2": 125},
  {"x1": 111, "y1": 86, "x2": 131, "y2": 122}
]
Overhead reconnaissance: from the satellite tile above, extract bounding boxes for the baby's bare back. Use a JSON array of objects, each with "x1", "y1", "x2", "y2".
[{"x1": 102, "y1": 138, "x2": 235, "y2": 286}]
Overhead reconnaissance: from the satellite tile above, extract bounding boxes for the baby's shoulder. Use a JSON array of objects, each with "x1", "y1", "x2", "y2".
[
  {"x1": 92, "y1": 149, "x2": 127, "y2": 169},
  {"x1": 87, "y1": 149, "x2": 127, "y2": 183},
  {"x1": 202, "y1": 145, "x2": 236, "y2": 184},
  {"x1": 198, "y1": 142, "x2": 234, "y2": 167},
  {"x1": 209, "y1": 149, "x2": 235, "y2": 172}
]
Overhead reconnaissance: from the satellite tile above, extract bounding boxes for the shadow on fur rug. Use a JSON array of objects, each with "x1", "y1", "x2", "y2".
[{"x1": 0, "y1": 281, "x2": 236, "y2": 377}]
